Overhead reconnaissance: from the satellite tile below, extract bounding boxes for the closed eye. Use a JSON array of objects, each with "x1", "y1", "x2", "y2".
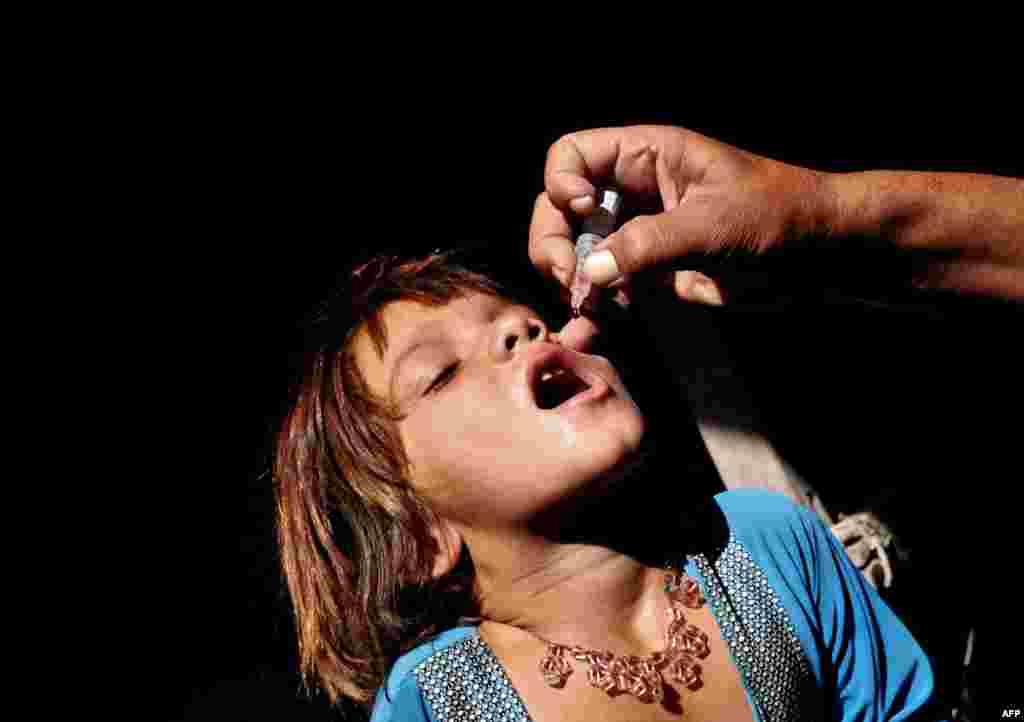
[{"x1": 425, "y1": 363, "x2": 459, "y2": 395}]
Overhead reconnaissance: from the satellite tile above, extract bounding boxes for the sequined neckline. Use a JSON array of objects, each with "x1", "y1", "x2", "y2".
[{"x1": 413, "y1": 541, "x2": 813, "y2": 722}]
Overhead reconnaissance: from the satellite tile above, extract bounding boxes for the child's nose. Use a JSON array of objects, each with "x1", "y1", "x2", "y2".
[{"x1": 496, "y1": 316, "x2": 548, "y2": 357}]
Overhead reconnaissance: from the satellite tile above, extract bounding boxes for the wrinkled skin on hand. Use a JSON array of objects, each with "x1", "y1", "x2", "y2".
[{"x1": 529, "y1": 125, "x2": 828, "y2": 309}]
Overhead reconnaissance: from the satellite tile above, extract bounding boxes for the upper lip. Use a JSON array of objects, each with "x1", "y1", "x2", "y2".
[{"x1": 524, "y1": 344, "x2": 598, "y2": 409}]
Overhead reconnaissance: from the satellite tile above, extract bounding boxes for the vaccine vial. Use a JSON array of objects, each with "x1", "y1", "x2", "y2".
[{"x1": 571, "y1": 189, "x2": 622, "y2": 316}]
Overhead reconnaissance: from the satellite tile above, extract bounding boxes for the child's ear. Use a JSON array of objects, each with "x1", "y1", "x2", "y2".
[{"x1": 430, "y1": 520, "x2": 463, "y2": 578}]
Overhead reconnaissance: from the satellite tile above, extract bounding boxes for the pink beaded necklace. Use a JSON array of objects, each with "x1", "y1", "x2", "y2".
[{"x1": 535, "y1": 567, "x2": 710, "y2": 704}]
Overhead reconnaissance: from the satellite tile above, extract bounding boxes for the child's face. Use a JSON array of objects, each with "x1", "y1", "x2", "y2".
[{"x1": 352, "y1": 291, "x2": 646, "y2": 529}]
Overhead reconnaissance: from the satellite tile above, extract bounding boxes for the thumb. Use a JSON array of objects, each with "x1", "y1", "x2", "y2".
[{"x1": 581, "y1": 209, "x2": 710, "y2": 287}]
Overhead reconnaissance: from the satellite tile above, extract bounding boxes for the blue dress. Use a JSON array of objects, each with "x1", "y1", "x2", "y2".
[{"x1": 371, "y1": 490, "x2": 940, "y2": 721}]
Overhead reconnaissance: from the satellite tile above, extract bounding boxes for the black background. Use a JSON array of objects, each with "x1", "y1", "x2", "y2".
[{"x1": 153, "y1": 54, "x2": 1022, "y2": 721}]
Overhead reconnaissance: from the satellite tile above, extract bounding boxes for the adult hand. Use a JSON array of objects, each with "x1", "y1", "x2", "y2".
[{"x1": 528, "y1": 125, "x2": 828, "y2": 306}]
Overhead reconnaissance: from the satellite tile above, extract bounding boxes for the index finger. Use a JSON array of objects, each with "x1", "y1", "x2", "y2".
[
  {"x1": 528, "y1": 191, "x2": 578, "y2": 287},
  {"x1": 544, "y1": 127, "x2": 664, "y2": 209}
]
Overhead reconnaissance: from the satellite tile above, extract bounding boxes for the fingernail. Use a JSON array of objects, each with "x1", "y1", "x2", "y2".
[
  {"x1": 582, "y1": 250, "x2": 620, "y2": 286},
  {"x1": 691, "y1": 281, "x2": 724, "y2": 306},
  {"x1": 569, "y1": 195, "x2": 595, "y2": 214}
]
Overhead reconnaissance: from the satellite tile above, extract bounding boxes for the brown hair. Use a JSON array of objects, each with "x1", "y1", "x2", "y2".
[{"x1": 272, "y1": 252, "x2": 512, "y2": 712}]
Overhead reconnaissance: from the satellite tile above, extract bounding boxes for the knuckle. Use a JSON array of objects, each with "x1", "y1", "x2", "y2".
[
  {"x1": 617, "y1": 216, "x2": 653, "y2": 256},
  {"x1": 552, "y1": 131, "x2": 577, "y2": 151},
  {"x1": 545, "y1": 133, "x2": 571, "y2": 164},
  {"x1": 617, "y1": 216, "x2": 643, "y2": 243},
  {"x1": 643, "y1": 215, "x2": 670, "y2": 249}
]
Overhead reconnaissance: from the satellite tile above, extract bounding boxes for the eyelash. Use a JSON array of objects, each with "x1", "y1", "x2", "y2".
[{"x1": 426, "y1": 363, "x2": 459, "y2": 395}]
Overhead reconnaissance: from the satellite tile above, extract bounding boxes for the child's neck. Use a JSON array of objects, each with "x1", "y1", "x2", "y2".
[
  {"x1": 472, "y1": 464, "x2": 706, "y2": 655},
  {"x1": 476, "y1": 536, "x2": 670, "y2": 654}
]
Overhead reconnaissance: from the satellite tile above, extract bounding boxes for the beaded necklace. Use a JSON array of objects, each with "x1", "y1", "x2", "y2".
[{"x1": 534, "y1": 567, "x2": 710, "y2": 704}]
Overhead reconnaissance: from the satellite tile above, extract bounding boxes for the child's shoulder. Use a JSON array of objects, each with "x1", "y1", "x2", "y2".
[
  {"x1": 713, "y1": 487, "x2": 809, "y2": 520},
  {"x1": 371, "y1": 626, "x2": 478, "y2": 720},
  {"x1": 712, "y1": 488, "x2": 823, "y2": 553},
  {"x1": 384, "y1": 626, "x2": 478, "y2": 696}
]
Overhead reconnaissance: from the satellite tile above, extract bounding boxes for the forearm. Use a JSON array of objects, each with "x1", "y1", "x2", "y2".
[{"x1": 821, "y1": 170, "x2": 1024, "y2": 299}]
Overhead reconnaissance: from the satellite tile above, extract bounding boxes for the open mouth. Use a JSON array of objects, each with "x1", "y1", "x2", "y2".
[{"x1": 532, "y1": 359, "x2": 593, "y2": 410}]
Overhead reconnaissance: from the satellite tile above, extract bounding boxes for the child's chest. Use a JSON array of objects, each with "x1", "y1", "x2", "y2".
[
  {"x1": 413, "y1": 546, "x2": 819, "y2": 721},
  {"x1": 492, "y1": 605, "x2": 756, "y2": 722}
]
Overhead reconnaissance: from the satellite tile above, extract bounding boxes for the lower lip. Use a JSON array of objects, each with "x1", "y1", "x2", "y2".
[{"x1": 556, "y1": 374, "x2": 610, "y2": 411}]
